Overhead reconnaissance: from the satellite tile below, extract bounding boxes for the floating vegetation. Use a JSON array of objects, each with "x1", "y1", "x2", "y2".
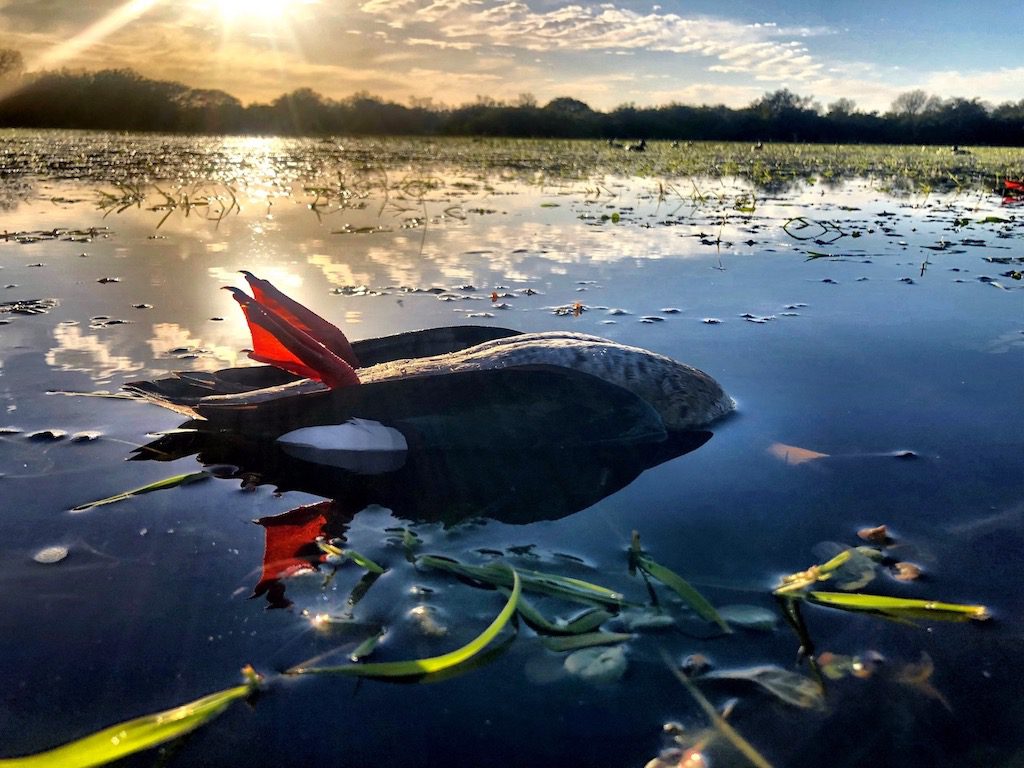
[
  {"x1": 563, "y1": 645, "x2": 628, "y2": 683},
  {"x1": 70, "y1": 471, "x2": 211, "y2": 512},
  {"x1": 0, "y1": 227, "x2": 108, "y2": 244},
  {"x1": 0, "y1": 298, "x2": 57, "y2": 315},
  {"x1": 773, "y1": 540, "x2": 991, "y2": 669},
  {"x1": 804, "y1": 591, "x2": 990, "y2": 622},
  {"x1": 0, "y1": 667, "x2": 261, "y2": 768},
  {"x1": 0, "y1": 511, "x2": 997, "y2": 767},
  {"x1": 418, "y1": 554, "x2": 627, "y2": 609},
  {"x1": 667, "y1": 659, "x2": 775, "y2": 768},
  {"x1": 291, "y1": 566, "x2": 520, "y2": 679},
  {"x1": 95, "y1": 182, "x2": 239, "y2": 228},
  {"x1": 700, "y1": 665, "x2": 825, "y2": 710},
  {"x1": 629, "y1": 531, "x2": 730, "y2": 633},
  {"x1": 4, "y1": 134, "x2": 1021, "y2": 195}
]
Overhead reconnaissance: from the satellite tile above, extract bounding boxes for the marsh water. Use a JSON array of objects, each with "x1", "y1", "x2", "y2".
[{"x1": 1, "y1": 131, "x2": 1022, "y2": 767}]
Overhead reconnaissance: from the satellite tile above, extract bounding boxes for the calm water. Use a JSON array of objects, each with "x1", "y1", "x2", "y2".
[{"x1": 1, "y1": 132, "x2": 1022, "y2": 767}]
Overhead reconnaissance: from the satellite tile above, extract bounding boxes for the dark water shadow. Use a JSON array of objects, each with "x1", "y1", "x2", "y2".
[{"x1": 134, "y1": 423, "x2": 712, "y2": 606}]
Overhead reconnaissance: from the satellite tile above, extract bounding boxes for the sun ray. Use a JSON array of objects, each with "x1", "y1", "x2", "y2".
[{"x1": 28, "y1": 0, "x2": 162, "y2": 72}]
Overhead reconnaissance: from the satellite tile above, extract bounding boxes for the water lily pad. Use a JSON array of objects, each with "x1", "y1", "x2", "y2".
[
  {"x1": 564, "y1": 645, "x2": 627, "y2": 683},
  {"x1": 620, "y1": 608, "x2": 676, "y2": 631},
  {"x1": 702, "y1": 665, "x2": 824, "y2": 710},
  {"x1": 716, "y1": 604, "x2": 778, "y2": 631}
]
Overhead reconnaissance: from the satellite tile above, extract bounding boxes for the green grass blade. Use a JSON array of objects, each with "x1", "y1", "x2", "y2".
[
  {"x1": 345, "y1": 549, "x2": 385, "y2": 574},
  {"x1": 564, "y1": 608, "x2": 615, "y2": 634},
  {"x1": 807, "y1": 591, "x2": 991, "y2": 622},
  {"x1": 418, "y1": 555, "x2": 626, "y2": 608},
  {"x1": 512, "y1": 595, "x2": 614, "y2": 636},
  {"x1": 636, "y1": 555, "x2": 731, "y2": 633},
  {"x1": 293, "y1": 567, "x2": 521, "y2": 678},
  {"x1": 541, "y1": 632, "x2": 632, "y2": 652},
  {"x1": 349, "y1": 629, "x2": 386, "y2": 662},
  {"x1": 512, "y1": 593, "x2": 567, "y2": 634},
  {"x1": 70, "y1": 471, "x2": 210, "y2": 512},
  {"x1": 0, "y1": 673, "x2": 257, "y2": 767}
]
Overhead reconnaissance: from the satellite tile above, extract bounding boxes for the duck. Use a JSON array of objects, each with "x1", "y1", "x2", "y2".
[{"x1": 127, "y1": 273, "x2": 733, "y2": 457}]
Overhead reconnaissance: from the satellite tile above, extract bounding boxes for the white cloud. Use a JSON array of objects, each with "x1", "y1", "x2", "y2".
[
  {"x1": 407, "y1": 37, "x2": 479, "y2": 50},
  {"x1": 358, "y1": 0, "x2": 826, "y2": 83},
  {"x1": 920, "y1": 67, "x2": 1024, "y2": 105}
]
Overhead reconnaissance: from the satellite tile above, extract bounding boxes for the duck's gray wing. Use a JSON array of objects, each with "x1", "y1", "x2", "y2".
[
  {"x1": 194, "y1": 365, "x2": 668, "y2": 449},
  {"x1": 124, "y1": 326, "x2": 522, "y2": 411},
  {"x1": 351, "y1": 326, "x2": 521, "y2": 366}
]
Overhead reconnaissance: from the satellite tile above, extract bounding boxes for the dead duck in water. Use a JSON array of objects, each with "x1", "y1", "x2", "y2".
[{"x1": 127, "y1": 273, "x2": 733, "y2": 455}]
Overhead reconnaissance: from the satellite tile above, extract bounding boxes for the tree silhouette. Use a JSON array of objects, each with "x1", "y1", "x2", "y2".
[{"x1": 0, "y1": 57, "x2": 1022, "y2": 145}]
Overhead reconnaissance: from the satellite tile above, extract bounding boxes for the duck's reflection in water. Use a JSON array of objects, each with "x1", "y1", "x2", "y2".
[{"x1": 134, "y1": 424, "x2": 712, "y2": 607}]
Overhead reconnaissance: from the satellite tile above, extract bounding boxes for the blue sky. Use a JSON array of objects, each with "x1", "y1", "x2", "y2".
[{"x1": 0, "y1": 0, "x2": 1021, "y2": 111}]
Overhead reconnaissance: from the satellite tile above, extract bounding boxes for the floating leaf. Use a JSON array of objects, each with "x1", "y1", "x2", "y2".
[
  {"x1": 317, "y1": 540, "x2": 385, "y2": 574},
  {"x1": 816, "y1": 651, "x2": 854, "y2": 680},
  {"x1": 70, "y1": 471, "x2": 210, "y2": 512},
  {"x1": 768, "y1": 442, "x2": 829, "y2": 465},
  {"x1": 564, "y1": 646, "x2": 627, "y2": 683},
  {"x1": 514, "y1": 595, "x2": 613, "y2": 636},
  {"x1": 620, "y1": 607, "x2": 677, "y2": 631},
  {"x1": 811, "y1": 545, "x2": 880, "y2": 591},
  {"x1": 418, "y1": 555, "x2": 626, "y2": 608},
  {"x1": 775, "y1": 549, "x2": 860, "y2": 596},
  {"x1": 896, "y1": 652, "x2": 953, "y2": 711},
  {"x1": 717, "y1": 605, "x2": 778, "y2": 632},
  {"x1": 292, "y1": 566, "x2": 520, "y2": 678},
  {"x1": 892, "y1": 562, "x2": 923, "y2": 581},
  {"x1": 564, "y1": 607, "x2": 615, "y2": 634},
  {"x1": 702, "y1": 665, "x2": 825, "y2": 710},
  {"x1": 857, "y1": 524, "x2": 891, "y2": 544},
  {"x1": 807, "y1": 591, "x2": 990, "y2": 622},
  {"x1": 541, "y1": 632, "x2": 631, "y2": 652},
  {"x1": 348, "y1": 629, "x2": 386, "y2": 662},
  {"x1": 0, "y1": 668, "x2": 259, "y2": 767},
  {"x1": 817, "y1": 650, "x2": 883, "y2": 680},
  {"x1": 635, "y1": 554, "x2": 730, "y2": 633}
]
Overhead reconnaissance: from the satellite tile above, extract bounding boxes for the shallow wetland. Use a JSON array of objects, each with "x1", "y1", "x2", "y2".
[{"x1": 1, "y1": 131, "x2": 1022, "y2": 768}]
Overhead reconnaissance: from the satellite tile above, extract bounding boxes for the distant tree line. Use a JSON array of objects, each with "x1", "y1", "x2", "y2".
[{"x1": 2, "y1": 52, "x2": 1024, "y2": 146}]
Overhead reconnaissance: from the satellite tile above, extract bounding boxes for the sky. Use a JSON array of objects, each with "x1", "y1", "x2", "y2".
[{"x1": 0, "y1": 0, "x2": 1022, "y2": 112}]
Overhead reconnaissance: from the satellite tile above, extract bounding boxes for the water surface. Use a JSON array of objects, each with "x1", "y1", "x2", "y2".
[{"x1": 1, "y1": 132, "x2": 1022, "y2": 767}]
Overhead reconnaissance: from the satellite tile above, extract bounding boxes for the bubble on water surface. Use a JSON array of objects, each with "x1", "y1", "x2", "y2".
[{"x1": 33, "y1": 545, "x2": 68, "y2": 564}]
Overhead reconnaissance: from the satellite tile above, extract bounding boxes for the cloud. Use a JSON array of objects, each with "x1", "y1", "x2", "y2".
[
  {"x1": 357, "y1": 0, "x2": 826, "y2": 83},
  {"x1": 920, "y1": 67, "x2": 1024, "y2": 105},
  {"x1": 407, "y1": 37, "x2": 479, "y2": 50}
]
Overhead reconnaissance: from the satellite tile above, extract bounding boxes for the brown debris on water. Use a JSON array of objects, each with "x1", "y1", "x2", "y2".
[{"x1": 857, "y1": 524, "x2": 892, "y2": 545}]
